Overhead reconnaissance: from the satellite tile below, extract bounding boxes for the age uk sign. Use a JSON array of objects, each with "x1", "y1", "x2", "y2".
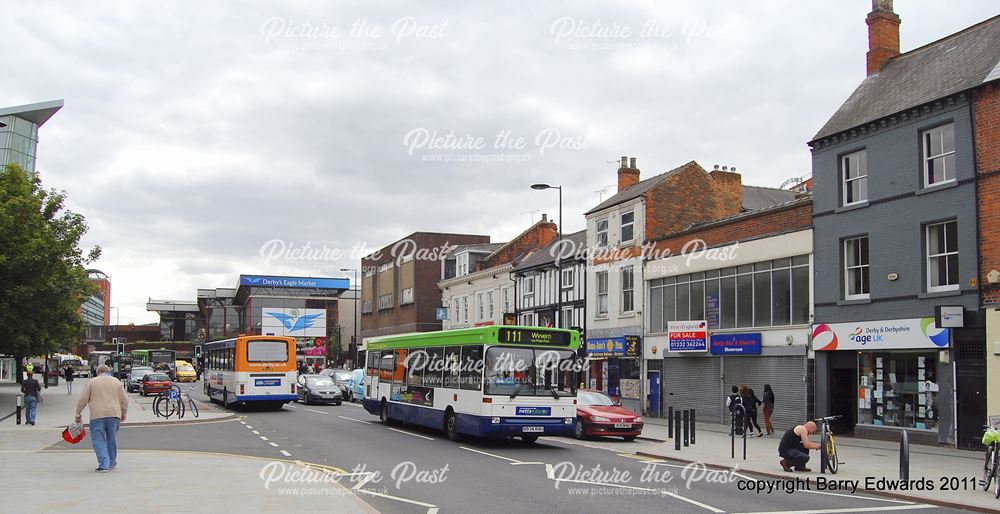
[{"x1": 667, "y1": 321, "x2": 708, "y2": 352}]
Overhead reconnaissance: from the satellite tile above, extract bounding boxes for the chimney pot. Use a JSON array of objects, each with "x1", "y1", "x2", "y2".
[
  {"x1": 617, "y1": 156, "x2": 641, "y2": 192},
  {"x1": 714, "y1": 164, "x2": 720, "y2": 170},
  {"x1": 731, "y1": 166, "x2": 737, "y2": 172},
  {"x1": 541, "y1": 213, "x2": 547, "y2": 222},
  {"x1": 620, "y1": 156, "x2": 628, "y2": 168},
  {"x1": 722, "y1": 166, "x2": 728, "y2": 171},
  {"x1": 629, "y1": 157, "x2": 636, "y2": 169}
]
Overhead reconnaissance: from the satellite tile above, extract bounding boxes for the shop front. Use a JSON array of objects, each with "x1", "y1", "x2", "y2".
[
  {"x1": 812, "y1": 317, "x2": 954, "y2": 444},
  {"x1": 585, "y1": 335, "x2": 641, "y2": 413}
]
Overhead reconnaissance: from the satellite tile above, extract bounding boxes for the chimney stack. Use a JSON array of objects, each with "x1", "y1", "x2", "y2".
[
  {"x1": 617, "y1": 155, "x2": 640, "y2": 192},
  {"x1": 541, "y1": 213, "x2": 547, "y2": 222},
  {"x1": 866, "y1": 0, "x2": 900, "y2": 76}
]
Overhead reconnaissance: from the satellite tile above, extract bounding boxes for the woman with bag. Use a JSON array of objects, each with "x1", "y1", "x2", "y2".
[
  {"x1": 762, "y1": 384, "x2": 776, "y2": 435},
  {"x1": 64, "y1": 365, "x2": 75, "y2": 395}
]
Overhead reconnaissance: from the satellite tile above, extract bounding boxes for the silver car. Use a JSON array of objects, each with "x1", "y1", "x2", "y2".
[{"x1": 126, "y1": 367, "x2": 154, "y2": 392}]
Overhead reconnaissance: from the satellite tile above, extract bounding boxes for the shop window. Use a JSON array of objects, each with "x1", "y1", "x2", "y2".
[{"x1": 858, "y1": 352, "x2": 939, "y2": 431}]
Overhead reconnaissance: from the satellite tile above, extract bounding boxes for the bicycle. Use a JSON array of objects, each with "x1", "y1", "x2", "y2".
[
  {"x1": 814, "y1": 415, "x2": 842, "y2": 474},
  {"x1": 181, "y1": 388, "x2": 199, "y2": 418},
  {"x1": 982, "y1": 425, "x2": 1000, "y2": 495},
  {"x1": 154, "y1": 385, "x2": 184, "y2": 419}
]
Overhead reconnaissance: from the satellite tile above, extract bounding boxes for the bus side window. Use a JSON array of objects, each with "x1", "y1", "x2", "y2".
[
  {"x1": 367, "y1": 351, "x2": 380, "y2": 376},
  {"x1": 444, "y1": 347, "x2": 460, "y2": 389},
  {"x1": 393, "y1": 349, "x2": 407, "y2": 384},
  {"x1": 380, "y1": 355, "x2": 394, "y2": 382},
  {"x1": 406, "y1": 348, "x2": 423, "y2": 386},
  {"x1": 460, "y1": 346, "x2": 483, "y2": 391},
  {"x1": 425, "y1": 347, "x2": 444, "y2": 388}
]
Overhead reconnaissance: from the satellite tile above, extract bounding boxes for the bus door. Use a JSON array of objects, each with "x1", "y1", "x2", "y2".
[{"x1": 366, "y1": 351, "x2": 380, "y2": 399}]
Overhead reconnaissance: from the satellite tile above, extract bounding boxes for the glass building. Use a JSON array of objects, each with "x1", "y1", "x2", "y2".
[{"x1": 0, "y1": 100, "x2": 63, "y2": 172}]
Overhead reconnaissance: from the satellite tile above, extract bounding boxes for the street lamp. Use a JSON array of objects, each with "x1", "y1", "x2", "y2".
[
  {"x1": 340, "y1": 267, "x2": 360, "y2": 366},
  {"x1": 530, "y1": 183, "x2": 563, "y2": 328}
]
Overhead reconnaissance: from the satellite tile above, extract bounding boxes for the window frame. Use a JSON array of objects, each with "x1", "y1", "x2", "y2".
[
  {"x1": 596, "y1": 218, "x2": 609, "y2": 248},
  {"x1": 922, "y1": 123, "x2": 956, "y2": 188},
  {"x1": 620, "y1": 210, "x2": 635, "y2": 244},
  {"x1": 621, "y1": 265, "x2": 635, "y2": 313},
  {"x1": 926, "y1": 221, "x2": 959, "y2": 293},
  {"x1": 596, "y1": 270, "x2": 609, "y2": 316},
  {"x1": 844, "y1": 236, "x2": 870, "y2": 300},
  {"x1": 841, "y1": 149, "x2": 868, "y2": 206}
]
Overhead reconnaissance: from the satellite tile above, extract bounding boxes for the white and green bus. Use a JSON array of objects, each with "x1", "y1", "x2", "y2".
[{"x1": 362, "y1": 326, "x2": 581, "y2": 442}]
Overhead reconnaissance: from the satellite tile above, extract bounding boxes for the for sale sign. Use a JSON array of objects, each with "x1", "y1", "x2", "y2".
[{"x1": 667, "y1": 321, "x2": 708, "y2": 352}]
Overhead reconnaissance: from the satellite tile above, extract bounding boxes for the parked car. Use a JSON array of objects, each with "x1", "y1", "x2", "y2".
[
  {"x1": 174, "y1": 360, "x2": 197, "y2": 382},
  {"x1": 126, "y1": 367, "x2": 154, "y2": 393},
  {"x1": 140, "y1": 373, "x2": 172, "y2": 396},
  {"x1": 348, "y1": 368, "x2": 365, "y2": 402},
  {"x1": 320, "y1": 368, "x2": 353, "y2": 400},
  {"x1": 297, "y1": 374, "x2": 343, "y2": 405},
  {"x1": 574, "y1": 390, "x2": 644, "y2": 441}
]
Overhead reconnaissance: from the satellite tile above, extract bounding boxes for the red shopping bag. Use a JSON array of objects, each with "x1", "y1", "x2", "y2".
[{"x1": 62, "y1": 422, "x2": 86, "y2": 444}]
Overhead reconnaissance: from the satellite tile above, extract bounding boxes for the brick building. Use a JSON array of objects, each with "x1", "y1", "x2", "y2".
[
  {"x1": 361, "y1": 232, "x2": 490, "y2": 341},
  {"x1": 440, "y1": 216, "x2": 558, "y2": 330},
  {"x1": 976, "y1": 50, "x2": 1000, "y2": 423},
  {"x1": 809, "y1": 2, "x2": 997, "y2": 447},
  {"x1": 583, "y1": 156, "x2": 798, "y2": 413}
]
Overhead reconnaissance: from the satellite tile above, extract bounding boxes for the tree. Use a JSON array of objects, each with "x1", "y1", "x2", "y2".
[{"x1": 0, "y1": 163, "x2": 101, "y2": 381}]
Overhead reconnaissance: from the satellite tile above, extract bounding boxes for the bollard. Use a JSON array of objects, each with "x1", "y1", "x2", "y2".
[
  {"x1": 730, "y1": 411, "x2": 735, "y2": 458},
  {"x1": 674, "y1": 416, "x2": 681, "y2": 451},
  {"x1": 15, "y1": 394, "x2": 23, "y2": 425},
  {"x1": 900, "y1": 430, "x2": 910, "y2": 481},
  {"x1": 820, "y1": 428, "x2": 827, "y2": 474},
  {"x1": 668, "y1": 406, "x2": 674, "y2": 439},
  {"x1": 690, "y1": 409, "x2": 696, "y2": 445},
  {"x1": 682, "y1": 409, "x2": 689, "y2": 447}
]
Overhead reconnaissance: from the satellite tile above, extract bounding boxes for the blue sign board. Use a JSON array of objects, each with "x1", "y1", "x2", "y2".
[
  {"x1": 706, "y1": 293, "x2": 720, "y2": 329},
  {"x1": 255, "y1": 378, "x2": 282, "y2": 387},
  {"x1": 710, "y1": 333, "x2": 763, "y2": 355},
  {"x1": 239, "y1": 275, "x2": 349, "y2": 290},
  {"x1": 435, "y1": 307, "x2": 449, "y2": 321},
  {"x1": 586, "y1": 337, "x2": 626, "y2": 357},
  {"x1": 516, "y1": 406, "x2": 551, "y2": 416}
]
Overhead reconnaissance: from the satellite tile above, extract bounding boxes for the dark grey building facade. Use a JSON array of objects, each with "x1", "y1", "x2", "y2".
[{"x1": 809, "y1": 2, "x2": 994, "y2": 448}]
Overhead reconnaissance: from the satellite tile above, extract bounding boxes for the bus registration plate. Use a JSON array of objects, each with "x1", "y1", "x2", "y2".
[
  {"x1": 255, "y1": 378, "x2": 281, "y2": 387},
  {"x1": 522, "y1": 426, "x2": 544, "y2": 433}
]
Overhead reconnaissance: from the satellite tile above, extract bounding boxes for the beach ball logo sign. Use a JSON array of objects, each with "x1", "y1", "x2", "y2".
[{"x1": 811, "y1": 324, "x2": 838, "y2": 351}]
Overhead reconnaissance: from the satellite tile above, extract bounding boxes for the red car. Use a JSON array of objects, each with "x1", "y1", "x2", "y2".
[
  {"x1": 575, "y1": 390, "x2": 644, "y2": 441},
  {"x1": 140, "y1": 373, "x2": 172, "y2": 396}
]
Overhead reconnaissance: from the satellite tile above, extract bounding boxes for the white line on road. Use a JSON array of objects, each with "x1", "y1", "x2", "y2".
[
  {"x1": 239, "y1": 421, "x2": 245, "y2": 424},
  {"x1": 732, "y1": 505, "x2": 937, "y2": 514},
  {"x1": 459, "y1": 446, "x2": 522, "y2": 463},
  {"x1": 252, "y1": 431, "x2": 259, "y2": 435},
  {"x1": 386, "y1": 427, "x2": 434, "y2": 440},
  {"x1": 260, "y1": 436, "x2": 269, "y2": 441},
  {"x1": 426, "y1": 509, "x2": 438, "y2": 514},
  {"x1": 509, "y1": 462, "x2": 544, "y2": 466},
  {"x1": 245, "y1": 425, "x2": 253, "y2": 429},
  {"x1": 280, "y1": 450, "x2": 291, "y2": 457},
  {"x1": 269, "y1": 442, "x2": 279, "y2": 447},
  {"x1": 338, "y1": 415, "x2": 373, "y2": 424},
  {"x1": 285, "y1": 404, "x2": 296, "y2": 409},
  {"x1": 543, "y1": 464, "x2": 724, "y2": 513},
  {"x1": 304, "y1": 408, "x2": 328, "y2": 415},
  {"x1": 354, "y1": 488, "x2": 438, "y2": 509}
]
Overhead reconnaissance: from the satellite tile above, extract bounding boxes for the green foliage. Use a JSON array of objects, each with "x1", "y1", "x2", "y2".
[{"x1": 0, "y1": 163, "x2": 101, "y2": 358}]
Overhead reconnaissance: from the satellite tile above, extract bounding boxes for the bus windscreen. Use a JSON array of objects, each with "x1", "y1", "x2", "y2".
[{"x1": 247, "y1": 340, "x2": 289, "y2": 362}]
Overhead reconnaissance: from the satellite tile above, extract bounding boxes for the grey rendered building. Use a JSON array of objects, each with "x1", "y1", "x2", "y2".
[{"x1": 809, "y1": 2, "x2": 997, "y2": 448}]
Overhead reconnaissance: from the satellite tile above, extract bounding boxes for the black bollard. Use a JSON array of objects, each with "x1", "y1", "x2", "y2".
[
  {"x1": 730, "y1": 411, "x2": 735, "y2": 458},
  {"x1": 683, "y1": 409, "x2": 689, "y2": 447},
  {"x1": 668, "y1": 406, "x2": 674, "y2": 439},
  {"x1": 900, "y1": 430, "x2": 909, "y2": 480},
  {"x1": 16, "y1": 394, "x2": 22, "y2": 425},
  {"x1": 675, "y1": 416, "x2": 681, "y2": 451},
  {"x1": 690, "y1": 409, "x2": 696, "y2": 445}
]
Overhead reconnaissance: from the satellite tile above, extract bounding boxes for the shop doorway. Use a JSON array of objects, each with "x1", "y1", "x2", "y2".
[
  {"x1": 647, "y1": 370, "x2": 661, "y2": 417},
  {"x1": 829, "y1": 368, "x2": 856, "y2": 435}
]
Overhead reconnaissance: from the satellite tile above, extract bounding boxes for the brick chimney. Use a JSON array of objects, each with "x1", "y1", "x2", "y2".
[
  {"x1": 617, "y1": 155, "x2": 640, "y2": 192},
  {"x1": 866, "y1": 0, "x2": 900, "y2": 76}
]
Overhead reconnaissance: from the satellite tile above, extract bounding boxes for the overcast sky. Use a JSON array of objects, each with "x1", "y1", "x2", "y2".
[{"x1": 2, "y1": 1, "x2": 997, "y2": 325}]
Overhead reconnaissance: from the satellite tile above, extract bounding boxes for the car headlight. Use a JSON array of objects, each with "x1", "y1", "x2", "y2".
[
  {"x1": 491, "y1": 417, "x2": 501, "y2": 424},
  {"x1": 592, "y1": 416, "x2": 611, "y2": 422},
  {"x1": 633, "y1": 417, "x2": 643, "y2": 423}
]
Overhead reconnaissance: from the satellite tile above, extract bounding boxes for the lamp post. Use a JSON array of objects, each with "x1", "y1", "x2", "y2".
[
  {"x1": 340, "y1": 267, "x2": 360, "y2": 366},
  {"x1": 109, "y1": 306, "x2": 120, "y2": 342},
  {"x1": 530, "y1": 183, "x2": 562, "y2": 328}
]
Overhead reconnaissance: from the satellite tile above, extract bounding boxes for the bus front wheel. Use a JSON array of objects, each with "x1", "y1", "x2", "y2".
[{"x1": 444, "y1": 410, "x2": 460, "y2": 442}]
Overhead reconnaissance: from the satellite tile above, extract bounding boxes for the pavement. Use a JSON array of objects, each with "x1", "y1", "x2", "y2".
[
  {"x1": 0, "y1": 378, "x2": 231, "y2": 427},
  {"x1": 636, "y1": 416, "x2": 999, "y2": 512}
]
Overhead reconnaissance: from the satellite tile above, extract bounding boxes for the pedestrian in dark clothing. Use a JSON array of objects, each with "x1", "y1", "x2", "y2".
[
  {"x1": 20, "y1": 371, "x2": 42, "y2": 425},
  {"x1": 762, "y1": 384, "x2": 776, "y2": 435},
  {"x1": 778, "y1": 421, "x2": 820, "y2": 472},
  {"x1": 741, "y1": 384, "x2": 764, "y2": 437},
  {"x1": 726, "y1": 385, "x2": 744, "y2": 435},
  {"x1": 64, "y1": 366, "x2": 75, "y2": 395}
]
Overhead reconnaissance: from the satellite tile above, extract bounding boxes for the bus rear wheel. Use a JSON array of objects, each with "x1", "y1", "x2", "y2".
[
  {"x1": 380, "y1": 400, "x2": 392, "y2": 426},
  {"x1": 445, "y1": 411, "x2": 459, "y2": 442}
]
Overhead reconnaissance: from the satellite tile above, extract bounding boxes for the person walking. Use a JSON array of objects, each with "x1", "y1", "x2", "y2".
[
  {"x1": 741, "y1": 384, "x2": 764, "y2": 437},
  {"x1": 64, "y1": 365, "x2": 75, "y2": 395},
  {"x1": 762, "y1": 384, "x2": 776, "y2": 435},
  {"x1": 726, "y1": 385, "x2": 743, "y2": 435},
  {"x1": 74, "y1": 364, "x2": 128, "y2": 473},
  {"x1": 778, "y1": 421, "x2": 820, "y2": 472},
  {"x1": 20, "y1": 371, "x2": 42, "y2": 426}
]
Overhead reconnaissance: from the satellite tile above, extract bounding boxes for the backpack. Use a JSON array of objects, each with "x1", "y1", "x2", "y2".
[{"x1": 727, "y1": 394, "x2": 742, "y2": 412}]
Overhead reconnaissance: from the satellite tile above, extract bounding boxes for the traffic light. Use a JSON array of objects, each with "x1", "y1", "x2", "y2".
[
  {"x1": 116, "y1": 341, "x2": 125, "y2": 356},
  {"x1": 194, "y1": 345, "x2": 202, "y2": 359}
]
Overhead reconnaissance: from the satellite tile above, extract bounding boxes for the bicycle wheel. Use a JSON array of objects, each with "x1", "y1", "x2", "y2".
[
  {"x1": 984, "y1": 443, "x2": 995, "y2": 491},
  {"x1": 826, "y1": 435, "x2": 839, "y2": 474},
  {"x1": 153, "y1": 392, "x2": 165, "y2": 417},
  {"x1": 994, "y1": 448, "x2": 1000, "y2": 499},
  {"x1": 160, "y1": 397, "x2": 177, "y2": 418},
  {"x1": 187, "y1": 398, "x2": 199, "y2": 418}
]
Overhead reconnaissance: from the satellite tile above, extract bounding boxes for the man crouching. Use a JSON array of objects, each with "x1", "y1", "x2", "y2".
[{"x1": 778, "y1": 421, "x2": 820, "y2": 472}]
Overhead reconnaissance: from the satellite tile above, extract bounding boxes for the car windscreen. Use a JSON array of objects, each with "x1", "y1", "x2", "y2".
[
  {"x1": 577, "y1": 391, "x2": 615, "y2": 406},
  {"x1": 130, "y1": 368, "x2": 152, "y2": 377},
  {"x1": 177, "y1": 364, "x2": 194, "y2": 371},
  {"x1": 247, "y1": 340, "x2": 289, "y2": 362},
  {"x1": 332, "y1": 371, "x2": 352, "y2": 383},
  {"x1": 305, "y1": 377, "x2": 334, "y2": 387},
  {"x1": 146, "y1": 374, "x2": 169, "y2": 381}
]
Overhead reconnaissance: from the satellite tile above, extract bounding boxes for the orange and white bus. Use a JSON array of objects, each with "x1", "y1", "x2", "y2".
[{"x1": 203, "y1": 335, "x2": 297, "y2": 409}]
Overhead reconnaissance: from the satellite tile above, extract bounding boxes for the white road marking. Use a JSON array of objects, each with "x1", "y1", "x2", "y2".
[
  {"x1": 509, "y1": 461, "x2": 544, "y2": 466},
  {"x1": 260, "y1": 436, "x2": 269, "y2": 441},
  {"x1": 239, "y1": 421, "x2": 245, "y2": 424},
  {"x1": 304, "y1": 408, "x2": 328, "y2": 415},
  {"x1": 352, "y1": 472, "x2": 377, "y2": 490},
  {"x1": 252, "y1": 431, "x2": 259, "y2": 435},
  {"x1": 354, "y1": 488, "x2": 438, "y2": 509},
  {"x1": 459, "y1": 446, "x2": 522, "y2": 463},
  {"x1": 285, "y1": 404, "x2": 296, "y2": 409},
  {"x1": 543, "y1": 463, "x2": 724, "y2": 513},
  {"x1": 733, "y1": 505, "x2": 937, "y2": 514},
  {"x1": 426, "y1": 509, "x2": 438, "y2": 514},
  {"x1": 387, "y1": 427, "x2": 434, "y2": 440},
  {"x1": 245, "y1": 425, "x2": 253, "y2": 429},
  {"x1": 338, "y1": 415, "x2": 373, "y2": 425},
  {"x1": 269, "y1": 442, "x2": 279, "y2": 447},
  {"x1": 280, "y1": 450, "x2": 291, "y2": 457}
]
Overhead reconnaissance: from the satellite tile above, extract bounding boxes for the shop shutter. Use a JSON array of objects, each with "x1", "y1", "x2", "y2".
[
  {"x1": 723, "y1": 355, "x2": 807, "y2": 433},
  {"x1": 663, "y1": 357, "x2": 724, "y2": 424}
]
